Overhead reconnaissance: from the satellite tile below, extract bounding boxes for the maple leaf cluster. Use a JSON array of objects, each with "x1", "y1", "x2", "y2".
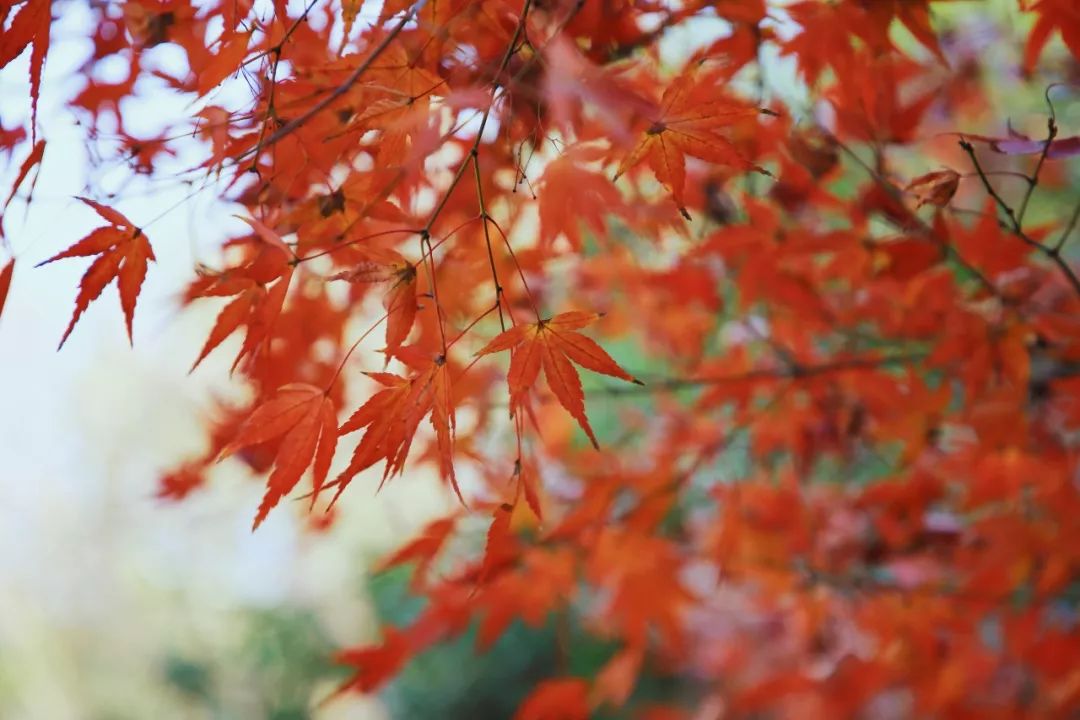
[{"x1": 4, "y1": 0, "x2": 1080, "y2": 716}]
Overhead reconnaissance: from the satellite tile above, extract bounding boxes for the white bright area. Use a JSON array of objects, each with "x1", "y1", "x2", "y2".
[{"x1": 0, "y1": 4, "x2": 449, "y2": 718}]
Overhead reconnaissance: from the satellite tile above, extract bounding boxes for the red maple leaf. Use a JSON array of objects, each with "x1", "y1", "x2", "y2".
[
  {"x1": 477, "y1": 311, "x2": 642, "y2": 448},
  {"x1": 37, "y1": 197, "x2": 154, "y2": 348},
  {"x1": 539, "y1": 144, "x2": 627, "y2": 251},
  {"x1": 1021, "y1": 0, "x2": 1080, "y2": 72},
  {"x1": 218, "y1": 383, "x2": 338, "y2": 529},
  {"x1": 0, "y1": 257, "x2": 14, "y2": 322},
  {"x1": 334, "y1": 359, "x2": 462, "y2": 502},
  {"x1": 613, "y1": 68, "x2": 768, "y2": 218}
]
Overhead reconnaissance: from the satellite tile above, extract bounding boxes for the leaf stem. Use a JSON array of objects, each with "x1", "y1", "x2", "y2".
[
  {"x1": 1053, "y1": 197, "x2": 1080, "y2": 254},
  {"x1": 1017, "y1": 117, "x2": 1055, "y2": 225},
  {"x1": 327, "y1": 308, "x2": 392, "y2": 391}
]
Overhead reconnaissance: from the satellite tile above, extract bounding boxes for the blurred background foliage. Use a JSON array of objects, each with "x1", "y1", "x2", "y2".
[{"x1": 158, "y1": 610, "x2": 344, "y2": 720}]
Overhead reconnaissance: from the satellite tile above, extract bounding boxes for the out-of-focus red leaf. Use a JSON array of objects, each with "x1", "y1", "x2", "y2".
[
  {"x1": 906, "y1": 168, "x2": 960, "y2": 208},
  {"x1": 0, "y1": 258, "x2": 14, "y2": 321},
  {"x1": 1, "y1": 139, "x2": 45, "y2": 231},
  {"x1": 514, "y1": 678, "x2": 590, "y2": 720}
]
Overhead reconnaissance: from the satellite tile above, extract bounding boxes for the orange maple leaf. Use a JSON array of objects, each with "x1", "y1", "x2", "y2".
[
  {"x1": 377, "y1": 515, "x2": 459, "y2": 589},
  {"x1": 906, "y1": 169, "x2": 960, "y2": 209},
  {"x1": 592, "y1": 645, "x2": 645, "y2": 708},
  {"x1": 188, "y1": 216, "x2": 296, "y2": 372},
  {"x1": 477, "y1": 311, "x2": 642, "y2": 449},
  {"x1": 190, "y1": 285, "x2": 258, "y2": 370},
  {"x1": 340, "y1": 0, "x2": 363, "y2": 46},
  {"x1": 428, "y1": 360, "x2": 459, "y2": 498},
  {"x1": 37, "y1": 197, "x2": 154, "y2": 348},
  {"x1": 219, "y1": 383, "x2": 338, "y2": 529},
  {"x1": 539, "y1": 145, "x2": 627, "y2": 251},
  {"x1": 479, "y1": 503, "x2": 516, "y2": 585},
  {"x1": 335, "y1": 361, "x2": 462, "y2": 502},
  {"x1": 334, "y1": 372, "x2": 414, "y2": 494},
  {"x1": 190, "y1": 267, "x2": 294, "y2": 373},
  {"x1": 613, "y1": 69, "x2": 768, "y2": 218}
]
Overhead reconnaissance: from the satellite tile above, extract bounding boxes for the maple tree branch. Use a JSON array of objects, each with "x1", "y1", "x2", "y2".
[
  {"x1": 589, "y1": 353, "x2": 926, "y2": 397},
  {"x1": 827, "y1": 133, "x2": 1002, "y2": 300},
  {"x1": 744, "y1": 25, "x2": 768, "y2": 197},
  {"x1": 302, "y1": 226, "x2": 463, "y2": 370},
  {"x1": 474, "y1": 0, "x2": 533, "y2": 141},
  {"x1": 322, "y1": 111, "x2": 481, "y2": 247},
  {"x1": 484, "y1": 211, "x2": 539, "y2": 321},
  {"x1": 958, "y1": 138, "x2": 1024, "y2": 231},
  {"x1": 248, "y1": 45, "x2": 283, "y2": 174},
  {"x1": 960, "y1": 138, "x2": 1080, "y2": 299},
  {"x1": 422, "y1": 232, "x2": 450, "y2": 353},
  {"x1": 553, "y1": 0, "x2": 586, "y2": 34},
  {"x1": 295, "y1": 228, "x2": 422, "y2": 263},
  {"x1": 738, "y1": 556, "x2": 1067, "y2": 607},
  {"x1": 447, "y1": 304, "x2": 501, "y2": 350},
  {"x1": 288, "y1": 111, "x2": 485, "y2": 264},
  {"x1": 741, "y1": 316, "x2": 801, "y2": 371},
  {"x1": 406, "y1": 0, "x2": 534, "y2": 339},
  {"x1": 958, "y1": 170, "x2": 1032, "y2": 182},
  {"x1": 411, "y1": 78, "x2": 524, "y2": 240},
  {"x1": 1053, "y1": 197, "x2": 1080, "y2": 254},
  {"x1": 472, "y1": 155, "x2": 508, "y2": 332},
  {"x1": 947, "y1": 205, "x2": 1011, "y2": 230},
  {"x1": 1017, "y1": 85, "x2": 1062, "y2": 226},
  {"x1": 1017, "y1": 117, "x2": 1056, "y2": 225}
]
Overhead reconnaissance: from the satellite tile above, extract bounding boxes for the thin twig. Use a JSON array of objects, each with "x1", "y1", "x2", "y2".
[
  {"x1": 958, "y1": 138, "x2": 1023, "y2": 231},
  {"x1": 1018, "y1": 85, "x2": 1062, "y2": 226},
  {"x1": 248, "y1": 46, "x2": 283, "y2": 174},
  {"x1": 590, "y1": 353, "x2": 926, "y2": 397},
  {"x1": 960, "y1": 137, "x2": 1080, "y2": 299},
  {"x1": 465, "y1": 0, "x2": 535, "y2": 331},
  {"x1": 472, "y1": 156, "x2": 508, "y2": 331},
  {"x1": 393, "y1": 0, "x2": 534, "y2": 354},
  {"x1": 1053, "y1": 197, "x2": 1080, "y2": 254},
  {"x1": 1017, "y1": 117, "x2": 1057, "y2": 225},
  {"x1": 237, "y1": 0, "x2": 426, "y2": 163},
  {"x1": 828, "y1": 133, "x2": 1001, "y2": 299}
]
